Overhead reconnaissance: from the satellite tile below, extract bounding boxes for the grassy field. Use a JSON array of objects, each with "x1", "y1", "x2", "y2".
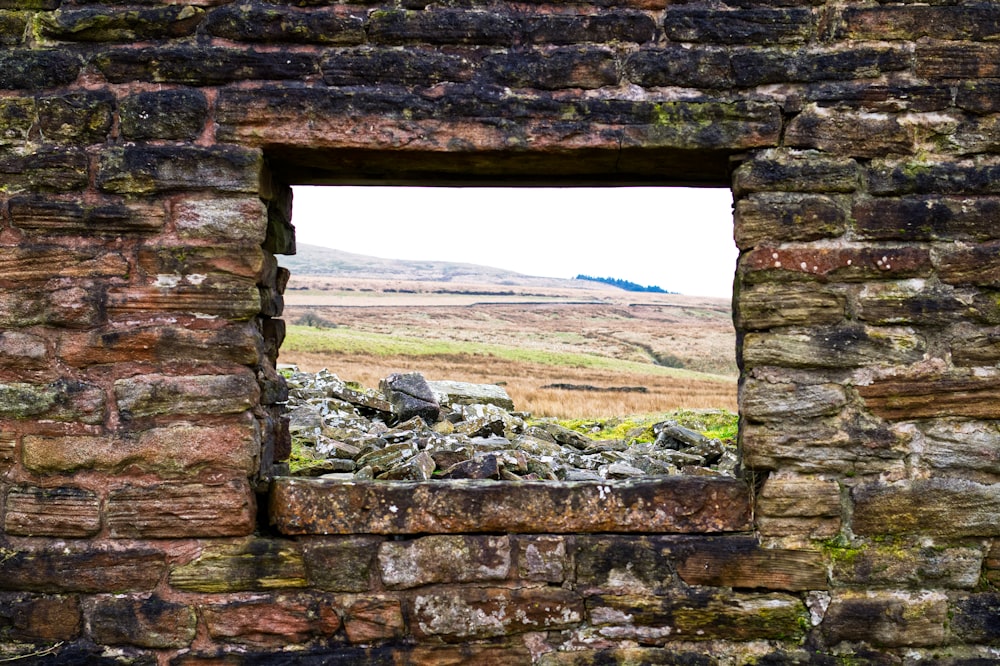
[{"x1": 280, "y1": 324, "x2": 737, "y2": 418}]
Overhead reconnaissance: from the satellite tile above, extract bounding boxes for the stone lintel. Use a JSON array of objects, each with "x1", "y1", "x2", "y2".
[{"x1": 269, "y1": 477, "x2": 752, "y2": 536}]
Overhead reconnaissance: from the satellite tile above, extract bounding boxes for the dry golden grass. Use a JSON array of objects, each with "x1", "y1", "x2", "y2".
[{"x1": 281, "y1": 351, "x2": 736, "y2": 418}]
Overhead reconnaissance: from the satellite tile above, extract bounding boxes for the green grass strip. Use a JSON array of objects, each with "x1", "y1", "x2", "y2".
[{"x1": 284, "y1": 325, "x2": 734, "y2": 383}]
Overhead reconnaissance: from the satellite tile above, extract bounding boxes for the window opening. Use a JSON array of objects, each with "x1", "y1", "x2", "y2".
[{"x1": 276, "y1": 186, "x2": 739, "y2": 483}]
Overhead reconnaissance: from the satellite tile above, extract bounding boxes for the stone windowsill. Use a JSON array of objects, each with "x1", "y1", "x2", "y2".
[{"x1": 269, "y1": 476, "x2": 752, "y2": 535}]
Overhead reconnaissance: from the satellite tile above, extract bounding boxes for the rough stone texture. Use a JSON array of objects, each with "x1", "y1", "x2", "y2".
[
  {"x1": 271, "y1": 477, "x2": 752, "y2": 535},
  {"x1": 1, "y1": 2, "x2": 999, "y2": 661}
]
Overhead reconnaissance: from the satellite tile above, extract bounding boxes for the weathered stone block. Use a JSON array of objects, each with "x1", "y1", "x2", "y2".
[
  {"x1": 938, "y1": 240, "x2": 1000, "y2": 288},
  {"x1": 202, "y1": 593, "x2": 341, "y2": 648},
  {"x1": 522, "y1": 12, "x2": 654, "y2": 45},
  {"x1": 0, "y1": 147, "x2": 89, "y2": 193},
  {"x1": 855, "y1": 281, "x2": 967, "y2": 326},
  {"x1": 742, "y1": 325, "x2": 925, "y2": 369},
  {"x1": 756, "y1": 476, "x2": 841, "y2": 538},
  {"x1": 0, "y1": 330, "x2": 49, "y2": 377},
  {"x1": 837, "y1": 5, "x2": 1000, "y2": 41},
  {"x1": 35, "y1": 5, "x2": 203, "y2": 42},
  {"x1": 115, "y1": 371, "x2": 259, "y2": 420},
  {"x1": 742, "y1": 419, "x2": 908, "y2": 475},
  {"x1": 120, "y1": 89, "x2": 208, "y2": 141},
  {"x1": 785, "y1": 106, "x2": 915, "y2": 159},
  {"x1": 412, "y1": 587, "x2": 582, "y2": 640},
  {"x1": 107, "y1": 479, "x2": 255, "y2": 538},
  {"x1": 106, "y1": 280, "x2": 262, "y2": 321},
  {"x1": 322, "y1": 46, "x2": 475, "y2": 87},
  {"x1": 733, "y1": 150, "x2": 859, "y2": 195},
  {"x1": 674, "y1": 536, "x2": 826, "y2": 591},
  {"x1": 664, "y1": 6, "x2": 813, "y2": 44},
  {"x1": 0, "y1": 10, "x2": 25, "y2": 45},
  {"x1": 0, "y1": 285, "x2": 103, "y2": 329},
  {"x1": 0, "y1": 538, "x2": 166, "y2": 593},
  {"x1": 958, "y1": 81, "x2": 1000, "y2": 114},
  {"x1": 858, "y1": 374, "x2": 1000, "y2": 421},
  {"x1": 821, "y1": 591, "x2": 948, "y2": 648},
  {"x1": 4, "y1": 486, "x2": 101, "y2": 537},
  {"x1": 953, "y1": 329, "x2": 1000, "y2": 366},
  {"x1": 917, "y1": 44, "x2": 1000, "y2": 80},
  {"x1": 0, "y1": 431, "x2": 14, "y2": 467},
  {"x1": 0, "y1": 245, "x2": 127, "y2": 282},
  {"x1": 98, "y1": 145, "x2": 261, "y2": 195},
  {"x1": 10, "y1": 195, "x2": 165, "y2": 235},
  {"x1": 23, "y1": 418, "x2": 259, "y2": 476},
  {"x1": 0, "y1": 98, "x2": 34, "y2": 145},
  {"x1": 853, "y1": 479, "x2": 1000, "y2": 538},
  {"x1": 0, "y1": 49, "x2": 80, "y2": 89},
  {"x1": 516, "y1": 535, "x2": 569, "y2": 584},
  {"x1": 622, "y1": 100, "x2": 781, "y2": 152},
  {"x1": 378, "y1": 535, "x2": 510, "y2": 589},
  {"x1": 300, "y1": 536, "x2": 381, "y2": 592},
  {"x1": 483, "y1": 46, "x2": 618, "y2": 90},
  {"x1": 586, "y1": 590, "x2": 807, "y2": 643},
  {"x1": 204, "y1": 4, "x2": 366, "y2": 44},
  {"x1": 951, "y1": 593, "x2": 1000, "y2": 644},
  {"x1": 624, "y1": 46, "x2": 732, "y2": 89},
  {"x1": 173, "y1": 196, "x2": 268, "y2": 243},
  {"x1": 343, "y1": 595, "x2": 404, "y2": 643},
  {"x1": 138, "y1": 244, "x2": 266, "y2": 282},
  {"x1": 740, "y1": 245, "x2": 932, "y2": 283},
  {"x1": 736, "y1": 282, "x2": 846, "y2": 330},
  {"x1": 575, "y1": 535, "x2": 676, "y2": 595},
  {"x1": 742, "y1": 380, "x2": 847, "y2": 422},
  {"x1": 0, "y1": 594, "x2": 80, "y2": 643},
  {"x1": 0, "y1": 379, "x2": 105, "y2": 424},
  {"x1": 58, "y1": 323, "x2": 262, "y2": 368},
  {"x1": 271, "y1": 477, "x2": 752, "y2": 535},
  {"x1": 36, "y1": 91, "x2": 114, "y2": 145},
  {"x1": 170, "y1": 538, "x2": 306, "y2": 594},
  {"x1": 94, "y1": 46, "x2": 317, "y2": 85},
  {"x1": 830, "y1": 542, "x2": 984, "y2": 590},
  {"x1": 90, "y1": 595, "x2": 197, "y2": 649},
  {"x1": 869, "y1": 158, "x2": 1000, "y2": 196},
  {"x1": 732, "y1": 45, "x2": 910, "y2": 87},
  {"x1": 734, "y1": 192, "x2": 848, "y2": 249}
]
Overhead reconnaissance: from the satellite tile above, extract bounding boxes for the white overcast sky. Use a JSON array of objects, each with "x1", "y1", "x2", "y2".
[{"x1": 289, "y1": 186, "x2": 738, "y2": 299}]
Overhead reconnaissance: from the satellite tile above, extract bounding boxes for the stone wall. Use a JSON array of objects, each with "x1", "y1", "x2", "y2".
[{"x1": 1, "y1": 0, "x2": 1000, "y2": 663}]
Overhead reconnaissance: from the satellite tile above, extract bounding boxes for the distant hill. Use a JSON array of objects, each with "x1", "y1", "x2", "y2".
[{"x1": 280, "y1": 243, "x2": 600, "y2": 290}]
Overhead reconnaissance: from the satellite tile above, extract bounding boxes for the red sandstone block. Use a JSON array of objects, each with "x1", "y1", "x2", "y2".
[
  {"x1": 4, "y1": 486, "x2": 101, "y2": 537},
  {"x1": 10, "y1": 194, "x2": 165, "y2": 235},
  {"x1": 114, "y1": 370, "x2": 260, "y2": 420},
  {"x1": 57, "y1": 323, "x2": 263, "y2": 368},
  {"x1": 938, "y1": 240, "x2": 1000, "y2": 288},
  {"x1": 23, "y1": 416, "x2": 260, "y2": 476},
  {"x1": 0, "y1": 379, "x2": 106, "y2": 425},
  {"x1": 858, "y1": 374, "x2": 1000, "y2": 421},
  {"x1": 106, "y1": 478, "x2": 255, "y2": 538},
  {"x1": 89, "y1": 594, "x2": 197, "y2": 649},
  {"x1": 137, "y1": 245, "x2": 266, "y2": 281},
  {"x1": 201, "y1": 593, "x2": 341, "y2": 648},
  {"x1": 0, "y1": 245, "x2": 128, "y2": 282},
  {"x1": 343, "y1": 595, "x2": 404, "y2": 643},
  {"x1": 173, "y1": 197, "x2": 268, "y2": 243},
  {"x1": 740, "y1": 245, "x2": 932, "y2": 282},
  {"x1": 105, "y1": 281, "x2": 262, "y2": 322}
]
